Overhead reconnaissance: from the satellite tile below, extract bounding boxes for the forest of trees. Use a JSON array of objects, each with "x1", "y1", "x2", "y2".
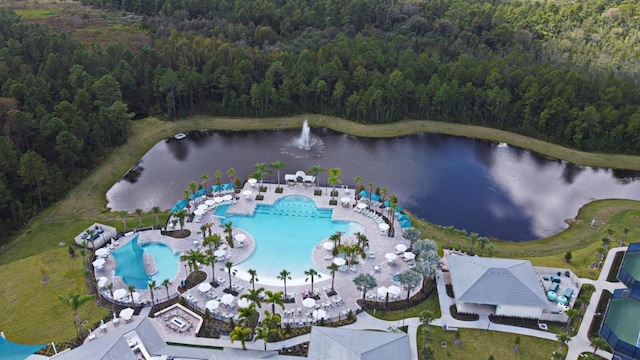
[{"x1": 1, "y1": 0, "x2": 640, "y2": 243}]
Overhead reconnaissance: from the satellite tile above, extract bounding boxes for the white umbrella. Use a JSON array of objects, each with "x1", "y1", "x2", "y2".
[
  {"x1": 302, "y1": 297, "x2": 317, "y2": 308},
  {"x1": 92, "y1": 258, "x2": 106, "y2": 268},
  {"x1": 235, "y1": 234, "x2": 246, "y2": 242},
  {"x1": 387, "y1": 285, "x2": 402, "y2": 296},
  {"x1": 385, "y1": 253, "x2": 397, "y2": 262},
  {"x1": 113, "y1": 288, "x2": 127, "y2": 300},
  {"x1": 119, "y1": 307, "x2": 135, "y2": 320},
  {"x1": 214, "y1": 249, "x2": 226, "y2": 258},
  {"x1": 242, "y1": 190, "x2": 252, "y2": 196},
  {"x1": 206, "y1": 300, "x2": 220, "y2": 311},
  {"x1": 377, "y1": 287, "x2": 388, "y2": 297},
  {"x1": 340, "y1": 197, "x2": 351, "y2": 203},
  {"x1": 357, "y1": 203, "x2": 367, "y2": 209},
  {"x1": 131, "y1": 292, "x2": 141, "y2": 302},
  {"x1": 322, "y1": 242, "x2": 334, "y2": 251},
  {"x1": 204, "y1": 199, "x2": 215, "y2": 206},
  {"x1": 95, "y1": 248, "x2": 109, "y2": 258},
  {"x1": 198, "y1": 282, "x2": 212, "y2": 293},
  {"x1": 333, "y1": 257, "x2": 346, "y2": 266},
  {"x1": 198, "y1": 204, "x2": 208, "y2": 210},
  {"x1": 220, "y1": 293, "x2": 235, "y2": 305},
  {"x1": 312, "y1": 309, "x2": 327, "y2": 320},
  {"x1": 214, "y1": 197, "x2": 224, "y2": 203},
  {"x1": 237, "y1": 298, "x2": 251, "y2": 308},
  {"x1": 223, "y1": 195, "x2": 233, "y2": 201},
  {"x1": 248, "y1": 178, "x2": 257, "y2": 185},
  {"x1": 378, "y1": 223, "x2": 390, "y2": 230},
  {"x1": 403, "y1": 252, "x2": 416, "y2": 260},
  {"x1": 194, "y1": 209, "x2": 205, "y2": 216},
  {"x1": 97, "y1": 276, "x2": 108, "y2": 287},
  {"x1": 395, "y1": 244, "x2": 407, "y2": 253}
]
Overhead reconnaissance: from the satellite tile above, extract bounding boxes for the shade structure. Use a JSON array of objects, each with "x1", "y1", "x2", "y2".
[
  {"x1": 194, "y1": 209, "x2": 205, "y2": 216},
  {"x1": 214, "y1": 196, "x2": 223, "y2": 203},
  {"x1": 214, "y1": 249, "x2": 226, "y2": 258},
  {"x1": 242, "y1": 190, "x2": 252, "y2": 196},
  {"x1": 223, "y1": 195, "x2": 233, "y2": 201},
  {"x1": 95, "y1": 248, "x2": 109, "y2": 258},
  {"x1": 385, "y1": 253, "x2": 397, "y2": 262},
  {"x1": 97, "y1": 276, "x2": 108, "y2": 287},
  {"x1": 378, "y1": 223, "x2": 390, "y2": 230},
  {"x1": 357, "y1": 203, "x2": 367, "y2": 209},
  {"x1": 198, "y1": 282, "x2": 212, "y2": 293},
  {"x1": 0, "y1": 335, "x2": 46, "y2": 360},
  {"x1": 119, "y1": 307, "x2": 135, "y2": 320},
  {"x1": 387, "y1": 285, "x2": 402, "y2": 296},
  {"x1": 333, "y1": 257, "x2": 346, "y2": 266},
  {"x1": 248, "y1": 178, "x2": 257, "y2": 185},
  {"x1": 377, "y1": 287, "x2": 388, "y2": 297},
  {"x1": 302, "y1": 297, "x2": 317, "y2": 308},
  {"x1": 322, "y1": 242, "x2": 334, "y2": 251},
  {"x1": 403, "y1": 252, "x2": 416, "y2": 260},
  {"x1": 92, "y1": 258, "x2": 106, "y2": 268},
  {"x1": 358, "y1": 190, "x2": 369, "y2": 198},
  {"x1": 395, "y1": 244, "x2": 407, "y2": 253},
  {"x1": 206, "y1": 300, "x2": 220, "y2": 311},
  {"x1": 237, "y1": 298, "x2": 251, "y2": 308},
  {"x1": 113, "y1": 288, "x2": 127, "y2": 300},
  {"x1": 235, "y1": 234, "x2": 246, "y2": 242},
  {"x1": 312, "y1": 309, "x2": 327, "y2": 320},
  {"x1": 204, "y1": 199, "x2": 215, "y2": 206},
  {"x1": 197, "y1": 204, "x2": 208, "y2": 210},
  {"x1": 220, "y1": 293, "x2": 235, "y2": 305},
  {"x1": 340, "y1": 197, "x2": 351, "y2": 203}
]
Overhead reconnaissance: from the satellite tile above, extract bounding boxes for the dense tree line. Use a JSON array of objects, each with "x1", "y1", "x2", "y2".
[{"x1": 1, "y1": 0, "x2": 640, "y2": 242}]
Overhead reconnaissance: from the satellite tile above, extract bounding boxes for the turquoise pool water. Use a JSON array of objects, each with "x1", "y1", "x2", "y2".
[
  {"x1": 113, "y1": 241, "x2": 180, "y2": 289},
  {"x1": 221, "y1": 195, "x2": 362, "y2": 280}
]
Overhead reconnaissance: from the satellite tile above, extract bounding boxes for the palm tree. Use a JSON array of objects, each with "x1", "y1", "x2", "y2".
[
  {"x1": 135, "y1": 208, "x2": 143, "y2": 227},
  {"x1": 161, "y1": 279, "x2": 171, "y2": 300},
  {"x1": 104, "y1": 283, "x2": 115, "y2": 309},
  {"x1": 278, "y1": 269, "x2": 292, "y2": 299},
  {"x1": 379, "y1": 186, "x2": 388, "y2": 205},
  {"x1": 353, "y1": 273, "x2": 377, "y2": 300},
  {"x1": 253, "y1": 325, "x2": 276, "y2": 351},
  {"x1": 601, "y1": 236, "x2": 611, "y2": 250},
  {"x1": 254, "y1": 162, "x2": 268, "y2": 193},
  {"x1": 485, "y1": 242, "x2": 495, "y2": 257},
  {"x1": 230, "y1": 325, "x2": 252, "y2": 350},
  {"x1": 117, "y1": 210, "x2": 129, "y2": 232},
  {"x1": 214, "y1": 170, "x2": 223, "y2": 193},
  {"x1": 58, "y1": 289, "x2": 95, "y2": 338},
  {"x1": 622, "y1": 226, "x2": 630, "y2": 245},
  {"x1": 182, "y1": 189, "x2": 191, "y2": 213},
  {"x1": 224, "y1": 261, "x2": 236, "y2": 292},
  {"x1": 227, "y1": 167, "x2": 237, "y2": 187},
  {"x1": 237, "y1": 303, "x2": 259, "y2": 327},
  {"x1": 327, "y1": 263, "x2": 339, "y2": 292},
  {"x1": 329, "y1": 231, "x2": 343, "y2": 248},
  {"x1": 222, "y1": 222, "x2": 234, "y2": 248},
  {"x1": 127, "y1": 284, "x2": 137, "y2": 305},
  {"x1": 577, "y1": 293, "x2": 590, "y2": 312},
  {"x1": 203, "y1": 234, "x2": 221, "y2": 252},
  {"x1": 327, "y1": 167, "x2": 342, "y2": 196},
  {"x1": 180, "y1": 249, "x2": 205, "y2": 273},
  {"x1": 203, "y1": 252, "x2": 217, "y2": 283},
  {"x1": 556, "y1": 332, "x2": 571, "y2": 349},
  {"x1": 151, "y1": 206, "x2": 161, "y2": 226},
  {"x1": 174, "y1": 209, "x2": 188, "y2": 235},
  {"x1": 199, "y1": 173, "x2": 210, "y2": 189},
  {"x1": 261, "y1": 309, "x2": 282, "y2": 329},
  {"x1": 242, "y1": 288, "x2": 265, "y2": 309},
  {"x1": 205, "y1": 222, "x2": 214, "y2": 236},
  {"x1": 469, "y1": 232, "x2": 479, "y2": 254},
  {"x1": 398, "y1": 269, "x2": 421, "y2": 302},
  {"x1": 200, "y1": 225, "x2": 207, "y2": 239},
  {"x1": 590, "y1": 336, "x2": 607, "y2": 355},
  {"x1": 307, "y1": 165, "x2": 326, "y2": 190},
  {"x1": 304, "y1": 268, "x2": 321, "y2": 294},
  {"x1": 264, "y1": 290, "x2": 285, "y2": 314},
  {"x1": 270, "y1": 160, "x2": 286, "y2": 188},
  {"x1": 248, "y1": 269, "x2": 259, "y2": 290},
  {"x1": 367, "y1": 181, "x2": 375, "y2": 206},
  {"x1": 564, "y1": 308, "x2": 579, "y2": 332},
  {"x1": 188, "y1": 181, "x2": 198, "y2": 198},
  {"x1": 478, "y1": 236, "x2": 490, "y2": 256},
  {"x1": 148, "y1": 280, "x2": 157, "y2": 308}
]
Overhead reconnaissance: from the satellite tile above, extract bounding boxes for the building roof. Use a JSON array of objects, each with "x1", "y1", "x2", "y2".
[
  {"x1": 307, "y1": 327, "x2": 410, "y2": 360},
  {"x1": 447, "y1": 255, "x2": 548, "y2": 308}
]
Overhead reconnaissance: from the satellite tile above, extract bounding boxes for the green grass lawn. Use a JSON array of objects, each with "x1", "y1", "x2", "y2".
[
  {"x1": 0, "y1": 114, "x2": 639, "y2": 343},
  {"x1": 418, "y1": 326, "x2": 561, "y2": 360},
  {"x1": 0, "y1": 248, "x2": 109, "y2": 343},
  {"x1": 365, "y1": 289, "x2": 441, "y2": 321}
]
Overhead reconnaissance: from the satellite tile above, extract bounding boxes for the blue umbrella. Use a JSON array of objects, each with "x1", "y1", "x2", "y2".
[
  {"x1": 397, "y1": 214, "x2": 409, "y2": 221},
  {"x1": 371, "y1": 194, "x2": 382, "y2": 202},
  {"x1": 383, "y1": 200, "x2": 391, "y2": 207},
  {"x1": 400, "y1": 220, "x2": 412, "y2": 228},
  {"x1": 359, "y1": 190, "x2": 369, "y2": 198},
  {"x1": 212, "y1": 185, "x2": 220, "y2": 193},
  {"x1": 196, "y1": 188, "x2": 207, "y2": 197},
  {"x1": 223, "y1": 183, "x2": 234, "y2": 191}
]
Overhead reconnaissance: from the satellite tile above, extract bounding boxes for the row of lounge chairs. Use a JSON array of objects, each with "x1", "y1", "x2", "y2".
[{"x1": 355, "y1": 207, "x2": 386, "y2": 224}]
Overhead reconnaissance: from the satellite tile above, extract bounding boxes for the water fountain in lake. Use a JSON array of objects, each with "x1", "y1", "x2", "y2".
[{"x1": 280, "y1": 119, "x2": 325, "y2": 158}]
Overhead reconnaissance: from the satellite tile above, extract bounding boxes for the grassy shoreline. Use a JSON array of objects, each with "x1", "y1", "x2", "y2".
[{"x1": 0, "y1": 114, "x2": 639, "y2": 343}]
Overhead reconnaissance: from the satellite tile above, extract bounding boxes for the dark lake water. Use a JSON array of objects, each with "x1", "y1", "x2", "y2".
[{"x1": 106, "y1": 128, "x2": 640, "y2": 241}]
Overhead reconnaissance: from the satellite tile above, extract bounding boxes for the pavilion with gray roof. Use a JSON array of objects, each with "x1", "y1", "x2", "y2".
[{"x1": 447, "y1": 255, "x2": 550, "y2": 318}]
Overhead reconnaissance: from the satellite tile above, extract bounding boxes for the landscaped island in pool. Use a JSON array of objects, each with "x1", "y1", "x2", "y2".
[
  {"x1": 220, "y1": 195, "x2": 362, "y2": 281},
  {"x1": 111, "y1": 235, "x2": 180, "y2": 289}
]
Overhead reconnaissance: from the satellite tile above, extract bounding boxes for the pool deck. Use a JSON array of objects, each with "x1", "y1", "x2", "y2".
[{"x1": 94, "y1": 183, "x2": 416, "y2": 333}]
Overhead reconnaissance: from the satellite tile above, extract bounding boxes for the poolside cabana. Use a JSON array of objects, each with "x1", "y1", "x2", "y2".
[{"x1": 74, "y1": 223, "x2": 117, "y2": 249}]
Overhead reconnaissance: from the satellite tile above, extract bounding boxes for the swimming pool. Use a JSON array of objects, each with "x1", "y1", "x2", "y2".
[
  {"x1": 221, "y1": 195, "x2": 362, "y2": 282},
  {"x1": 112, "y1": 237, "x2": 180, "y2": 289}
]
